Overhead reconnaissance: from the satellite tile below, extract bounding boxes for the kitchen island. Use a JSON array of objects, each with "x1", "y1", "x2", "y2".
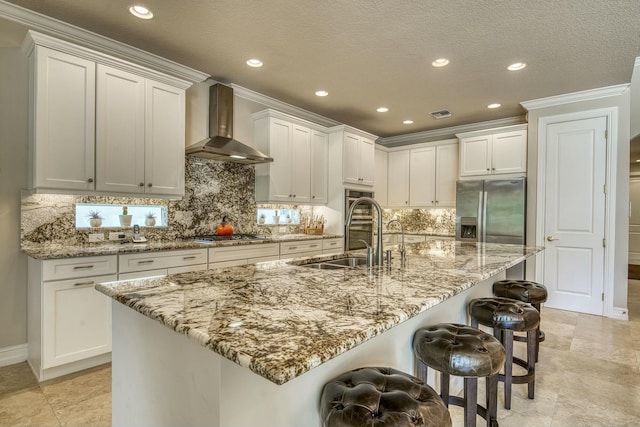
[{"x1": 96, "y1": 240, "x2": 541, "y2": 427}]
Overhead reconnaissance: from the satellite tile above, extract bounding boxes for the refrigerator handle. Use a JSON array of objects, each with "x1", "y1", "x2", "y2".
[
  {"x1": 477, "y1": 191, "x2": 483, "y2": 242},
  {"x1": 482, "y1": 191, "x2": 488, "y2": 242}
]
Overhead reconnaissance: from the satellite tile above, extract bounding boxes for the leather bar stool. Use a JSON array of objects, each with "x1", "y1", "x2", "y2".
[
  {"x1": 469, "y1": 297, "x2": 540, "y2": 410},
  {"x1": 320, "y1": 366, "x2": 452, "y2": 427},
  {"x1": 413, "y1": 323, "x2": 505, "y2": 427},
  {"x1": 493, "y1": 280, "x2": 548, "y2": 362}
]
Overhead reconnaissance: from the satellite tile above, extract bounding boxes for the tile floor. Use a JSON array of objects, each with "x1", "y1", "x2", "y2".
[{"x1": 0, "y1": 281, "x2": 639, "y2": 427}]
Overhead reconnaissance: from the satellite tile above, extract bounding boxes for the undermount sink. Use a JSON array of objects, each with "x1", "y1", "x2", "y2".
[{"x1": 298, "y1": 256, "x2": 369, "y2": 269}]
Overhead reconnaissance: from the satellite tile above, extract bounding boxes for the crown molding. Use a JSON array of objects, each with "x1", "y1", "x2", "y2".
[
  {"x1": 521, "y1": 84, "x2": 630, "y2": 111},
  {"x1": 231, "y1": 84, "x2": 342, "y2": 128},
  {"x1": 377, "y1": 116, "x2": 526, "y2": 147},
  {"x1": 0, "y1": 0, "x2": 209, "y2": 84}
]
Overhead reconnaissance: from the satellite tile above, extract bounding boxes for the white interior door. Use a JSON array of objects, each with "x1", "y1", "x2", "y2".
[
  {"x1": 543, "y1": 116, "x2": 607, "y2": 315},
  {"x1": 628, "y1": 179, "x2": 640, "y2": 264}
]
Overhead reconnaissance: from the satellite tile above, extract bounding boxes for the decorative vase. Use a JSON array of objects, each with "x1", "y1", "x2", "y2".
[
  {"x1": 145, "y1": 218, "x2": 156, "y2": 227},
  {"x1": 119, "y1": 215, "x2": 132, "y2": 227},
  {"x1": 89, "y1": 218, "x2": 102, "y2": 228}
]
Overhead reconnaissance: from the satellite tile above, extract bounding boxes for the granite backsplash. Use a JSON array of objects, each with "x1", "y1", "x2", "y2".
[{"x1": 21, "y1": 156, "x2": 455, "y2": 245}]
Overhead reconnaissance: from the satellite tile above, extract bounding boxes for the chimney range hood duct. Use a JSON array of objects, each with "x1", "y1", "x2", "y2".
[{"x1": 186, "y1": 84, "x2": 273, "y2": 164}]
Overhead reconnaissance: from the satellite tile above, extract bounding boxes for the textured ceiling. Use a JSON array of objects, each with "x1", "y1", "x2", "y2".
[{"x1": 2, "y1": 0, "x2": 640, "y2": 138}]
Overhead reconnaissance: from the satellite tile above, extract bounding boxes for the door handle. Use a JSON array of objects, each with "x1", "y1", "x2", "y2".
[{"x1": 546, "y1": 235, "x2": 558, "y2": 242}]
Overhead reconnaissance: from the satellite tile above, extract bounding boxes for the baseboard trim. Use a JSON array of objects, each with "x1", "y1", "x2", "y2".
[
  {"x1": 0, "y1": 343, "x2": 28, "y2": 367},
  {"x1": 612, "y1": 307, "x2": 630, "y2": 321}
]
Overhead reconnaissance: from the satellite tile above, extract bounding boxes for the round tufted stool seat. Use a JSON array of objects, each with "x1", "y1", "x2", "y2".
[
  {"x1": 320, "y1": 367, "x2": 452, "y2": 427},
  {"x1": 493, "y1": 280, "x2": 548, "y2": 362},
  {"x1": 413, "y1": 323, "x2": 505, "y2": 427},
  {"x1": 469, "y1": 297, "x2": 540, "y2": 410}
]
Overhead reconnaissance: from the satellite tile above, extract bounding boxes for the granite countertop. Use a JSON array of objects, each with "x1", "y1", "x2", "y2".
[
  {"x1": 382, "y1": 231, "x2": 455, "y2": 237},
  {"x1": 22, "y1": 234, "x2": 342, "y2": 260},
  {"x1": 96, "y1": 239, "x2": 542, "y2": 385}
]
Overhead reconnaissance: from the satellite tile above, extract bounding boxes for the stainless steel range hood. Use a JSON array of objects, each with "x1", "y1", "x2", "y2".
[{"x1": 186, "y1": 84, "x2": 273, "y2": 164}]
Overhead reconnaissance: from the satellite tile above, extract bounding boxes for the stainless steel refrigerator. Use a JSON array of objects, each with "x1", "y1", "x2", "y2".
[{"x1": 455, "y1": 178, "x2": 526, "y2": 276}]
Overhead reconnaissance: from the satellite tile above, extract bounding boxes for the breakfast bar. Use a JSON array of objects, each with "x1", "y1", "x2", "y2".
[{"x1": 96, "y1": 240, "x2": 542, "y2": 427}]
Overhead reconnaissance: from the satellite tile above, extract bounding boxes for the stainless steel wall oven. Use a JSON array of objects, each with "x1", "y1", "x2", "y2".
[{"x1": 345, "y1": 189, "x2": 374, "y2": 250}]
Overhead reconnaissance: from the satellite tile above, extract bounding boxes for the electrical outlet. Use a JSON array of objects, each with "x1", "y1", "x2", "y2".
[
  {"x1": 109, "y1": 232, "x2": 127, "y2": 241},
  {"x1": 88, "y1": 233, "x2": 105, "y2": 242}
]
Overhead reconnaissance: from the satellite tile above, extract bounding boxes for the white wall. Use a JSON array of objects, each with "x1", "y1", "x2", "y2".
[
  {"x1": 631, "y1": 61, "x2": 640, "y2": 140},
  {"x1": 0, "y1": 47, "x2": 29, "y2": 349},
  {"x1": 526, "y1": 90, "x2": 631, "y2": 311}
]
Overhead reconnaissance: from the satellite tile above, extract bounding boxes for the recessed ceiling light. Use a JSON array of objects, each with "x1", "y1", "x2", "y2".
[
  {"x1": 129, "y1": 5, "x2": 154, "y2": 19},
  {"x1": 636, "y1": 159, "x2": 640, "y2": 163},
  {"x1": 246, "y1": 58, "x2": 263, "y2": 68},
  {"x1": 229, "y1": 154, "x2": 246, "y2": 160},
  {"x1": 487, "y1": 103, "x2": 501, "y2": 109},
  {"x1": 403, "y1": 120, "x2": 414, "y2": 125},
  {"x1": 432, "y1": 58, "x2": 450, "y2": 67},
  {"x1": 315, "y1": 90, "x2": 328, "y2": 97},
  {"x1": 377, "y1": 107, "x2": 389, "y2": 113},
  {"x1": 507, "y1": 62, "x2": 527, "y2": 71}
]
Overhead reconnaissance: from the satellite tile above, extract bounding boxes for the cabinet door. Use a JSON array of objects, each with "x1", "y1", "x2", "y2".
[
  {"x1": 290, "y1": 125, "x2": 311, "y2": 203},
  {"x1": 435, "y1": 143, "x2": 459, "y2": 206},
  {"x1": 387, "y1": 150, "x2": 410, "y2": 207},
  {"x1": 359, "y1": 137, "x2": 375, "y2": 186},
  {"x1": 42, "y1": 274, "x2": 115, "y2": 368},
  {"x1": 310, "y1": 130, "x2": 328, "y2": 204},
  {"x1": 33, "y1": 46, "x2": 96, "y2": 190},
  {"x1": 409, "y1": 147, "x2": 436, "y2": 207},
  {"x1": 374, "y1": 149, "x2": 388, "y2": 206},
  {"x1": 96, "y1": 65, "x2": 145, "y2": 193},
  {"x1": 342, "y1": 132, "x2": 361, "y2": 185},
  {"x1": 459, "y1": 136, "x2": 490, "y2": 176},
  {"x1": 491, "y1": 130, "x2": 527, "y2": 174},
  {"x1": 268, "y1": 118, "x2": 294, "y2": 202},
  {"x1": 144, "y1": 80, "x2": 185, "y2": 196}
]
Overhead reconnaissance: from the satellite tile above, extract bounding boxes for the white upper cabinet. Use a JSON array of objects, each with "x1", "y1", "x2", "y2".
[
  {"x1": 458, "y1": 125, "x2": 527, "y2": 177},
  {"x1": 328, "y1": 126, "x2": 377, "y2": 188},
  {"x1": 386, "y1": 141, "x2": 458, "y2": 208},
  {"x1": 30, "y1": 46, "x2": 96, "y2": 191},
  {"x1": 253, "y1": 110, "x2": 326, "y2": 204},
  {"x1": 24, "y1": 31, "x2": 191, "y2": 196},
  {"x1": 373, "y1": 148, "x2": 388, "y2": 206},
  {"x1": 387, "y1": 150, "x2": 410, "y2": 207},
  {"x1": 310, "y1": 130, "x2": 329, "y2": 204}
]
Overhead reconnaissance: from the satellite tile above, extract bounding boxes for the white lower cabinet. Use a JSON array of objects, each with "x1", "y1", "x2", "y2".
[
  {"x1": 322, "y1": 238, "x2": 344, "y2": 254},
  {"x1": 119, "y1": 249, "x2": 208, "y2": 278},
  {"x1": 28, "y1": 255, "x2": 117, "y2": 381},
  {"x1": 209, "y1": 243, "x2": 280, "y2": 269},
  {"x1": 280, "y1": 240, "x2": 324, "y2": 258}
]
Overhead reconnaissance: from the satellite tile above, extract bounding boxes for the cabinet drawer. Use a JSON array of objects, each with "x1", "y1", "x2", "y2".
[
  {"x1": 168, "y1": 264, "x2": 208, "y2": 275},
  {"x1": 118, "y1": 269, "x2": 168, "y2": 281},
  {"x1": 405, "y1": 235, "x2": 426, "y2": 243},
  {"x1": 280, "y1": 241, "x2": 323, "y2": 256},
  {"x1": 119, "y1": 249, "x2": 207, "y2": 273},
  {"x1": 42, "y1": 255, "x2": 117, "y2": 281},
  {"x1": 209, "y1": 243, "x2": 279, "y2": 263},
  {"x1": 322, "y1": 238, "x2": 343, "y2": 252}
]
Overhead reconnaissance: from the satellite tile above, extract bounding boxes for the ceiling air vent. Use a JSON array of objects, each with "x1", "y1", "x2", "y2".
[{"x1": 430, "y1": 109, "x2": 452, "y2": 119}]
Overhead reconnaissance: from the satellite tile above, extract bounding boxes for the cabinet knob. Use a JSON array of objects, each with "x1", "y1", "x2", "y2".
[
  {"x1": 492, "y1": 167, "x2": 495, "y2": 171},
  {"x1": 431, "y1": 201, "x2": 434, "y2": 204},
  {"x1": 312, "y1": 195, "x2": 315, "y2": 199},
  {"x1": 435, "y1": 200, "x2": 439, "y2": 204},
  {"x1": 139, "y1": 183, "x2": 145, "y2": 187},
  {"x1": 148, "y1": 183, "x2": 152, "y2": 187},
  {"x1": 486, "y1": 168, "x2": 490, "y2": 171},
  {"x1": 293, "y1": 194, "x2": 296, "y2": 198},
  {"x1": 289, "y1": 194, "x2": 292, "y2": 198},
  {"x1": 87, "y1": 178, "x2": 94, "y2": 183}
]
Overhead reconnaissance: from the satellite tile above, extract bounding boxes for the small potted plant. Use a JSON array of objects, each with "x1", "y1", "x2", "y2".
[
  {"x1": 145, "y1": 212, "x2": 157, "y2": 227},
  {"x1": 119, "y1": 206, "x2": 132, "y2": 227},
  {"x1": 87, "y1": 210, "x2": 103, "y2": 228}
]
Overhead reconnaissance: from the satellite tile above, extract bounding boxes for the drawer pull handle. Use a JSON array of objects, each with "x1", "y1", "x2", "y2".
[
  {"x1": 74, "y1": 281, "x2": 95, "y2": 286},
  {"x1": 73, "y1": 265, "x2": 94, "y2": 270},
  {"x1": 329, "y1": 242, "x2": 337, "y2": 246},
  {"x1": 310, "y1": 244, "x2": 319, "y2": 248},
  {"x1": 288, "y1": 246, "x2": 297, "y2": 250},
  {"x1": 138, "y1": 260, "x2": 154, "y2": 264},
  {"x1": 183, "y1": 256, "x2": 197, "y2": 260}
]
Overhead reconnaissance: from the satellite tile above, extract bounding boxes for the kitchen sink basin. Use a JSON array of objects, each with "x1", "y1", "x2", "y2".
[
  {"x1": 324, "y1": 257, "x2": 369, "y2": 267},
  {"x1": 298, "y1": 256, "x2": 369, "y2": 269}
]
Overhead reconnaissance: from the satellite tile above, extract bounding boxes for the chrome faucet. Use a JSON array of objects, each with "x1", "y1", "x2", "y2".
[
  {"x1": 346, "y1": 197, "x2": 383, "y2": 266},
  {"x1": 387, "y1": 219, "x2": 406, "y2": 263}
]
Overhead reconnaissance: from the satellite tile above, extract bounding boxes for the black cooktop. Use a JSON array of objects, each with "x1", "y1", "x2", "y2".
[{"x1": 193, "y1": 234, "x2": 268, "y2": 242}]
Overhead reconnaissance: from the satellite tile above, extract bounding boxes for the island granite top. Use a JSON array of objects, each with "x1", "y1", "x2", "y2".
[
  {"x1": 22, "y1": 234, "x2": 342, "y2": 260},
  {"x1": 96, "y1": 240, "x2": 542, "y2": 385}
]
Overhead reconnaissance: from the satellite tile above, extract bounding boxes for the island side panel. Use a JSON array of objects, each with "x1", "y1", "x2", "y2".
[
  {"x1": 110, "y1": 272, "x2": 503, "y2": 427},
  {"x1": 111, "y1": 303, "x2": 222, "y2": 427}
]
